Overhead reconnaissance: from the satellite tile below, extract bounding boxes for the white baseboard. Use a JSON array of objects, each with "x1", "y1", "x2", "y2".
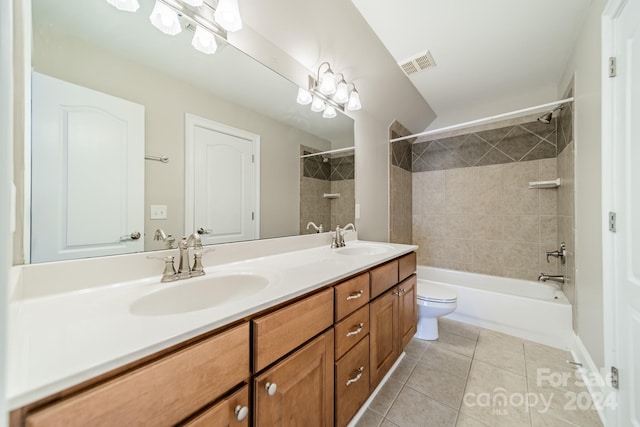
[
  {"x1": 570, "y1": 332, "x2": 610, "y2": 426},
  {"x1": 346, "y1": 352, "x2": 406, "y2": 427}
]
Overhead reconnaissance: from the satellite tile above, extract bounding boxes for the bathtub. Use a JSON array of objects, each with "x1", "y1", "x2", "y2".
[{"x1": 417, "y1": 266, "x2": 573, "y2": 349}]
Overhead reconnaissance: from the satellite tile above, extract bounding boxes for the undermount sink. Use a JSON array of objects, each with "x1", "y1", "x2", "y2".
[
  {"x1": 334, "y1": 244, "x2": 394, "y2": 256},
  {"x1": 130, "y1": 273, "x2": 270, "y2": 316}
]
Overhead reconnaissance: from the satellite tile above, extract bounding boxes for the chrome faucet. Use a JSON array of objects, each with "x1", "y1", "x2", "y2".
[
  {"x1": 332, "y1": 223, "x2": 356, "y2": 248},
  {"x1": 538, "y1": 273, "x2": 565, "y2": 284},
  {"x1": 177, "y1": 233, "x2": 204, "y2": 279},
  {"x1": 306, "y1": 222, "x2": 324, "y2": 233},
  {"x1": 546, "y1": 242, "x2": 567, "y2": 265},
  {"x1": 153, "y1": 228, "x2": 176, "y2": 249}
]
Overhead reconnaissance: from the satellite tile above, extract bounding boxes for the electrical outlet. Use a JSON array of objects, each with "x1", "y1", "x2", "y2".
[{"x1": 150, "y1": 205, "x2": 167, "y2": 219}]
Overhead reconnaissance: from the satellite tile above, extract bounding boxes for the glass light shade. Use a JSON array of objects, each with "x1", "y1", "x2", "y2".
[
  {"x1": 347, "y1": 89, "x2": 361, "y2": 111},
  {"x1": 214, "y1": 0, "x2": 243, "y2": 32},
  {"x1": 333, "y1": 80, "x2": 349, "y2": 104},
  {"x1": 150, "y1": 1, "x2": 181, "y2": 35},
  {"x1": 322, "y1": 105, "x2": 337, "y2": 119},
  {"x1": 296, "y1": 88, "x2": 312, "y2": 105},
  {"x1": 318, "y1": 69, "x2": 337, "y2": 95},
  {"x1": 106, "y1": 0, "x2": 140, "y2": 12},
  {"x1": 182, "y1": 0, "x2": 204, "y2": 6},
  {"x1": 192, "y1": 25, "x2": 218, "y2": 54},
  {"x1": 310, "y1": 95, "x2": 326, "y2": 113}
]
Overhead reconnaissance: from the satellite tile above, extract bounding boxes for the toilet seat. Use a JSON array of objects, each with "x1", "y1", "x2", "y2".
[{"x1": 417, "y1": 282, "x2": 457, "y2": 303}]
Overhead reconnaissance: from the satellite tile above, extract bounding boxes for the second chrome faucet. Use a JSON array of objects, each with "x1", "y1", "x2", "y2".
[{"x1": 331, "y1": 223, "x2": 356, "y2": 248}]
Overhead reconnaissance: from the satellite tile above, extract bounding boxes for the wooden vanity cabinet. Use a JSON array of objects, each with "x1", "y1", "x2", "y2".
[
  {"x1": 182, "y1": 385, "x2": 250, "y2": 427},
  {"x1": 254, "y1": 330, "x2": 334, "y2": 427},
  {"x1": 398, "y1": 275, "x2": 418, "y2": 350},
  {"x1": 23, "y1": 323, "x2": 250, "y2": 427}
]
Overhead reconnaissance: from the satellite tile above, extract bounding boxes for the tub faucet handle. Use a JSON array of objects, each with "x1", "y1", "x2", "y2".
[{"x1": 546, "y1": 242, "x2": 567, "y2": 265}]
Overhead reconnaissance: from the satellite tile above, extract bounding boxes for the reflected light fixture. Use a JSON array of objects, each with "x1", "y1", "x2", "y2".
[
  {"x1": 296, "y1": 61, "x2": 362, "y2": 118},
  {"x1": 192, "y1": 24, "x2": 218, "y2": 54},
  {"x1": 214, "y1": 0, "x2": 243, "y2": 32},
  {"x1": 107, "y1": 0, "x2": 140, "y2": 12},
  {"x1": 149, "y1": 1, "x2": 182, "y2": 35},
  {"x1": 106, "y1": 0, "x2": 244, "y2": 55}
]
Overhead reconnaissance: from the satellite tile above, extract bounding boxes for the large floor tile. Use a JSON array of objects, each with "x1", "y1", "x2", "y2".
[
  {"x1": 455, "y1": 413, "x2": 490, "y2": 427},
  {"x1": 530, "y1": 410, "x2": 582, "y2": 427},
  {"x1": 369, "y1": 379, "x2": 403, "y2": 416},
  {"x1": 386, "y1": 386, "x2": 458, "y2": 427},
  {"x1": 403, "y1": 338, "x2": 429, "y2": 360},
  {"x1": 474, "y1": 340, "x2": 526, "y2": 376},
  {"x1": 419, "y1": 345, "x2": 473, "y2": 379},
  {"x1": 477, "y1": 329, "x2": 524, "y2": 355},
  {"x1": 440, "y1": 318, "x2": 481, "y2": 340},
  {"x1": 380, "y1": 420, "x2": 399, "y2": 427},
  {"x1": 527, "y1": 384, "x2": 603, "y2": 427},
  {"x1": 431, "y1": 330, "x2": 477, "y2": 358},
  {"x1": 524, "y1": 340, "x2": 572, "y2": 365},
  {"x1": 390, "y1": 356, "x2": 419, "y2": 384},
  {"x1": 406, "y1": 363, "x2": 467, "y2": 409},
  {"x1": 355, "y1": 409, "x2": 384, "y2": 427}
]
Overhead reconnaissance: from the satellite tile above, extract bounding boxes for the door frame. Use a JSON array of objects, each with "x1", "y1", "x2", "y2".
[
  {"x1": 184, "y1": 113, "x2": 260, "y2": 240},
  {"x1": 601, "y1": 0, "x2": 631, "y2": 424}
]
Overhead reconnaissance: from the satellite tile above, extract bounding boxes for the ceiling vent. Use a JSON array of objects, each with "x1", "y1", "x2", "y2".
[{"x1": 398, "y1": 50, "x2": 436, "y2": 76}]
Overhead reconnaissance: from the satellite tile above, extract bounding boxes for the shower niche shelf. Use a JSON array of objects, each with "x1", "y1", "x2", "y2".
[
  {"x1": 528, "y1": 178, "x2": 560, "y2": 189},
  {"x1": 323, "y1": 193, "x2": 341, "y2": 199}
]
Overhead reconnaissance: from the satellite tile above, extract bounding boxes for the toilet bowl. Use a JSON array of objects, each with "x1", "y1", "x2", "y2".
[{"x1": 415, "y1": 282, "x2": 457, "y2": 340}]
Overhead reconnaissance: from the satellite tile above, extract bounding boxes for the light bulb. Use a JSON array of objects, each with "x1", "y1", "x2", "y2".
[
  {"x1": 106, "y1": 0, "x2": 140, "y2": 12},
  {"x1": 347, "y1": 89, "x2": 361, "y2": 111},
  {"x1": 318, "y1": 69, "x2": 337, "y2": 95},
  {"x1": 310, "y1": 95, "x2": 326, "y2": 113},
  {"x1": 182, "y1": 0, "x2": 204, "y2": 6},
  {"x1": 192, "y1": 25, "x2": 218, "y2": 54},
  {"x1": 214, "y1": 0, "x2": 243, "y2": 32},
  {"x1": 334, "y1": 80, "x2": 349, "y2": 104},
  {"x1": 149, "y1": 1, "x2": 181, "y2": 35},
  {"x1": 296, "y1": 88, "x2": 312, "y2": 105},
  {"x1": 323, "y1": 105, "x2": 337, "y2": 119}
]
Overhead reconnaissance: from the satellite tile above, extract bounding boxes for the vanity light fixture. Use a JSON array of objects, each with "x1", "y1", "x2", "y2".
[
  {"x1": 296, "y1": 61, "x2": 362, "y2": 118},
  {"x1": 192, "y1": 24, "x2": 218, "y2": 54},
  {"x1": 150, "y1": 0, "x2": 182, "y2": 35},
  {"x1": 107, "y1": 0, "x2": 244, "y2": 55},
  {"x1": 106, "y1": 0, "x2": 140, "y2": 12}
]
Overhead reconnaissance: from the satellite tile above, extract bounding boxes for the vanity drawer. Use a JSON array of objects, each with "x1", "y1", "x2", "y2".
[
  {"x1": 398, "y1": 252, "x2": 417, "y2": 282},
  {"x1": 335, "y1": 336, "x2": 370, "y2": 427},
  {"x1": 334, "y1": 272, "x2": 369, "y2": 321},
  {"x1": 370, "y1": 260, "x2": 399, "y2": 299},
  {"x1": 334, "y1": 304, "x2": 369, "y2": 360},
  {"x1": 183, "y1": 385, "x2": 249, "y2": 427},
  {"x1": 253, "y1": 288, "x2": 334, "y2": 372},
  {"x1": 25, "y1": 323, "x2": 250, "y2": 427}
]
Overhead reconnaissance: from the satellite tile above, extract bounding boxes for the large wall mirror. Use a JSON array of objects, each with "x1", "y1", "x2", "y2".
[{"x1": 28, "y1": 0, "x2": 354, "y2": 263}]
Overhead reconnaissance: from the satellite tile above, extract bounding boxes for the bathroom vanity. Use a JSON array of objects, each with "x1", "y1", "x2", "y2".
[{"x1": 7, "y1": 239, "x2": 417, "y2": 427}]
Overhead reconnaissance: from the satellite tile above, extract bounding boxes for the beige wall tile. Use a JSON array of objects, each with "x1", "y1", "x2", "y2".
[
  {"x1": 473, "y1": 240, "x2": 504, "y2": 268},
  {"x1": 444, "y1": 238, "x2": 474, "y2": 263},
  {"x1": 447, "y1": 215, "x2": 475, "y2": 239},
  {"x1": 446, "y1": 167, "x2": 475, "y2": 193},
  {"x1": 472, "y1": 215, "x2": 504, "y2": 240},
  {"x1": 503, "y1": 242, "x2": 540, "y2": 271},
  {"x1": 447, "y1": 191, "x2": 476, "y2": 214},
  {"x1": 503, "y1": 215, "x2": 540, "y2": 243},
  {"x1": 503, "y1": 160, "x2": 538, "y2": 188},
  {"x1": 414, "y1": 170, "x2": 446, "y2": 193},
  {"x1": 538, "y1": 158, "x2": 557, "y2": 181},
  {"x1": 503, "y1": 188, "x2": 539, "y2": 215},
  {"x1": 539, "y1": 189, "x2": 558, "y2": 215}
]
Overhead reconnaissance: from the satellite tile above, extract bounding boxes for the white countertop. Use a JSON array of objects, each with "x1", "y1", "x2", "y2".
[{"x1": 7, "y1": 240, "x2": 416, "y2": 410}]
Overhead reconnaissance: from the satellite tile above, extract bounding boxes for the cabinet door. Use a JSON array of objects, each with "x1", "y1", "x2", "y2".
[
  {"x1": 183, "y1": 385, "x2": 250, "y2": 427},
  {"x1": 369, "y1": 288, "x2": 399, "y2": 391},
  {"x1": 335, "y1": 336, "x2": 370, "y2": 427},
  {"x1": 254, "y1": 330, "x2": 334, "y2": 426},
  {"x1": 398, "y1": 275, "x2": 417, "y2": 351}
]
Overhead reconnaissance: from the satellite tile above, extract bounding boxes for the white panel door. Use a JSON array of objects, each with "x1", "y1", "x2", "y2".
[
  {"x1": 31, "y1": 72, "x2": 144, "y2": 263},
  {"x1": 613, "y1": 0, "x2": 640, "y2": 423},
  {"x1": 185, "y1": 114, "x2": 259, "y2": 245}
]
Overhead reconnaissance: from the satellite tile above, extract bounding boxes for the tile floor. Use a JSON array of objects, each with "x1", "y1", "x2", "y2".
[{"x1": 356, "y1": 318, "x2": 604, "y2": 427}]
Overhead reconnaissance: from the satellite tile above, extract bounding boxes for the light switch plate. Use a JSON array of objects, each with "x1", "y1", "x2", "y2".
[
  {"x1": 150, "y1": 205, "x2": 167, "y2": 219},
  {"x1": 355, "y1": 204, "x2": 361, "y2": 219}
]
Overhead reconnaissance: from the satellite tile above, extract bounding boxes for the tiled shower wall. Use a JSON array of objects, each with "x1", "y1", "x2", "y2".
[
  {"x1": 300, "y1": 151, "x2": 355, "y2": 234},
  {"x1": 390, "y1": 122, "x2": 413, "y2": 244},
  {"x1": 412, "y1": 117, "x2": 563, "y2": 281},
  {"x1": 557, "y1": 94, "x2": 576, "y2": 329}
]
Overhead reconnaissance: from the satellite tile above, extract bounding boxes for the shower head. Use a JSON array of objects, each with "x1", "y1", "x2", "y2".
[{"x1": 537, "y1": 105, "x2": 564, "y2": 124}]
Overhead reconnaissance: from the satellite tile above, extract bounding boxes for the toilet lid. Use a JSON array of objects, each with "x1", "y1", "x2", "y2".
[{"x1": 417, "y1": 282, "x2": 457, "y2": 303}]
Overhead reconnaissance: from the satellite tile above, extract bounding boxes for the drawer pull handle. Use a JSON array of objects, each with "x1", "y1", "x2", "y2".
[
  {"x1": 234, "y1": 405, "x2": 249, "y2": 421},
  {"x1": 345, "y1": 322, "x2": 364, "y2": 337},
  {"x1": 346, "y1": 290, "x2": 364, "y2": 300},
  {"x1": 346, "y1": 366, "x2": 365, "y2": 386},
  {"x1": 265, "y1": 382, "x2": 277, "y2": 396}
]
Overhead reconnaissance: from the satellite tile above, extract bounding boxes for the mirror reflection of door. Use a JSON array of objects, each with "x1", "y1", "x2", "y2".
[
  {"x1": 31, "y1": 72, "x2": 145, "y2": 263},
  {"x1": 185, "y1": 114, "x2": 259, "y2": 245}
]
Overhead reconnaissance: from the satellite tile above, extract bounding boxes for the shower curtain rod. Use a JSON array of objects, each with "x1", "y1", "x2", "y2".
[{"x1": 390, "y1": 97, "x2": 575, "y2": 143}]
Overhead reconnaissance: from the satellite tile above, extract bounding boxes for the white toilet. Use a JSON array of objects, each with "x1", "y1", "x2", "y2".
[{"x1": 415, "y1": 281, "x2": 458, "y2": 340}]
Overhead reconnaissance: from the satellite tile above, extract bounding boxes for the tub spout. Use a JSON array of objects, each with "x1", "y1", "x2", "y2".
[{"x1": 538, "y1": 273, "x2": 565, "y2": 284}]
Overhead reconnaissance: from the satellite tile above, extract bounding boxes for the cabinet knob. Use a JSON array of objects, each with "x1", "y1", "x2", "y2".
[
  {"x1": 265, "y1": 382, "x2": 277, "y2": 396},
  {"x1": 346, "y1": 290, "x2": 364, "y2": 300},
  {"x1": 346, "y1": 366, "x2": 365, "y2": 386},
  {"x1": 234, "y1": 405, "x2": 249, "y2": 421},
  {"x1": 345, "y1": 322, "x2": 364, "y2": 337}
]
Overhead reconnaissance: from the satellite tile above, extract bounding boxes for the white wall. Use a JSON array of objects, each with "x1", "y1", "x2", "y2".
[
  {"x1": 1, "y1": 0, "x2": 13, "y2": 423},
  {"x1": 558, "y1": 0, "x2": 607, "y2": 368}
]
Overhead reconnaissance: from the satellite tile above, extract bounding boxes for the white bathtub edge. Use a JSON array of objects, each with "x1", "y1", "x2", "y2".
[{"x1": 569, "y1": 332, "x2": 609, "y2": 426}]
